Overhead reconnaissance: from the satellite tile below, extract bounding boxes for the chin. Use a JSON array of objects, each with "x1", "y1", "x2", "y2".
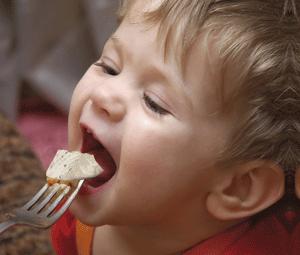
[
  {"x1": 69, "y1": 199, "x2": 115, "y2": 226},
  {"x1": 69, "y1": 206, "x2": 96, "y2": 226}
]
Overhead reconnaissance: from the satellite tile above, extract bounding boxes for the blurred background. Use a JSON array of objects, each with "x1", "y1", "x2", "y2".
[
  {"x1": 0, "y1": 0, "x2": 118, "y2": 168},
  {"x1": 0, "y1": 1, "x2": 118, "y2": 254}
]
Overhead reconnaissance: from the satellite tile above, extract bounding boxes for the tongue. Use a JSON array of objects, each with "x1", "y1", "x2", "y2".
[
  {"x1": 87, "y1": 148, "x2": 116, "y2": 187},
  {"x1": 82, "y1": 131, "x2": 116, "y2": 187}
]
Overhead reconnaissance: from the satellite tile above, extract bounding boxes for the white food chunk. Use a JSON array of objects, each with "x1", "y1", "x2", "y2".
[{"x1": 46, "y1": 150, "x2": 102, "y2": 181}]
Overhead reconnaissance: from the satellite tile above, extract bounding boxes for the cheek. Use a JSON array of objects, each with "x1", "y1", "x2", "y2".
[
  {"x1": 113, "y1": 132, "x2": 212, "y2": 223},
  {"x1": 121, "y1": 120, "x2": 185, "y2": 170},
  {"x1": 120, "y1": 118, "x2": 213, "y2": 177},
  {"x1": 117, "y1": 120, "x2": 208, "y2": 201}
]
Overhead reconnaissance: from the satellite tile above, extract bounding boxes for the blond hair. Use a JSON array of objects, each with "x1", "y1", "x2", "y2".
[{"x1": 118, "y1": 0, "x2": 300, "y2": 189}]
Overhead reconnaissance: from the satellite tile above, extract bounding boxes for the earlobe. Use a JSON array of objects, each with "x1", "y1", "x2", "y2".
[{"x1": 206, "y1": 161, "x2": 285, "y2": 221}]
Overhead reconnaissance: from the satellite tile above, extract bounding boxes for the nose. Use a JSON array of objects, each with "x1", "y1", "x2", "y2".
[{"x1": 89, "y1": 81, "x2": 126, "y2": 122}]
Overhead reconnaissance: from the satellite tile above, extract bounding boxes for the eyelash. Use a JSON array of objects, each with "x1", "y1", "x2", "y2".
[
  {"x1": 143, "y1": 93, "x2": 170, "y2": 116},
  {"x1": 94, "y1": 61, "x2": 170, "y2": 116},
  {"x1": 94, "y1": 61, "x2": 119, "y2": 76}
]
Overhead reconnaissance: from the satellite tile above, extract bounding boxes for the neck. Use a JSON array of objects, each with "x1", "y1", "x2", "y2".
[
  {"x1": 94, "y1": 225, "x2": 181, "y2": 255},
  {"x1": 93, "y1": 207, "x2": 234, "y2": 255}
]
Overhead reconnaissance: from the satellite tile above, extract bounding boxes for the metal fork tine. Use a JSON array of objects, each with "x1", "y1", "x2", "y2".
[
  {"x1": 49, "y1": 180, "x2": 84, "y2": 223},
  {"x1": 0, "y1": 180, "x2": 84, "y2": 234},
  {"x1": 41, "y1": 187, "x2": 70, "y2": 217},
  {"x1": 31, "y1": 185, "x2": 61, "y2": 213},
  {"x1": 23, "y1": 184, "x2": 49, "y2": 210}
]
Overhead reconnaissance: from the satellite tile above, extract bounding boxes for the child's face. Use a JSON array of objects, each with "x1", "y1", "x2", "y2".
[{"x1": 68, "y1": 10, "x2": 236, "y2": 228}]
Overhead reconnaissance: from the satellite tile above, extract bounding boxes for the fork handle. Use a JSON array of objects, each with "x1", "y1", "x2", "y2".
[{"x1": 0, "y1": 219, "x2": 16, "y2": 235}]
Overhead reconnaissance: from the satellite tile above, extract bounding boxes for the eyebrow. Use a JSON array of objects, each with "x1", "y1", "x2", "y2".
[
  {"x1": 109, "y1": 35, "x2": 126, "y2": 57},
  {"x1": 109, "y1": 35, "x2": 180, "y2": 88},
  {"x1": 107, "y1": 35, "x2": 131, "y2": 64},
  {"x1": 110, "y1": 35, "x2": 122, "y2": 48},
  {"x1": 107, "y1": 35, "x2": 191, "y2": 108}
]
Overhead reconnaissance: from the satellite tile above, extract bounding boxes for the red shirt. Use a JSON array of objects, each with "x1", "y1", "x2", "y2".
[{"x1": 51, "y1": 210, "x2": 293, "y2": 255}]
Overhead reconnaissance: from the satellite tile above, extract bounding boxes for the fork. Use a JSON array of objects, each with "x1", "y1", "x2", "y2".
[{"x1": 0, "y1": 179, "x2": 84, "y2": 235}]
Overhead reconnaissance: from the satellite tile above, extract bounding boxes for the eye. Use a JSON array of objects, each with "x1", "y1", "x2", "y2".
[
  {"x1": 94, "y1": 61, "x2": 119, "y2": 76},
  {"x1": 143, "y1": 93, "x2": 170, "y2": 116}
]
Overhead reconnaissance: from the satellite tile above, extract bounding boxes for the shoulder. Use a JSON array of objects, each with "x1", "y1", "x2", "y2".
[{"x1": 184, "y1": 213, "x2": 289, "y2": 255}]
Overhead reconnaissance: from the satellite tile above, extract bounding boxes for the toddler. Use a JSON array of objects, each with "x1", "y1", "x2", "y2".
[{"x1": 52, "y1": 0, "x2": 299, "y2": 254}]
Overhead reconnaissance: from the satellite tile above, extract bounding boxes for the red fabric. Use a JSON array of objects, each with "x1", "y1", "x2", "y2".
[
  {"x1": 184, "y1": 214, "x2": 289, "y2": 255},
  {"x1": 51, "y1": 210, "x2": 294, "y2": 255},
  {"x1": 51, "y1": 210, "x2": 78, "y2": 255},
  {"x1": 291, "y1": 221, "x2": 300, "y2": 255}
]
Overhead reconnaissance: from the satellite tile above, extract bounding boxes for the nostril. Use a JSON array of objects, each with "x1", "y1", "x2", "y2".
[
  {"x1": 91, "y1": 101, "x2": 109, "y2": 117},
  {"x1": 90, "y1": 87, "x2": 110, "y2": 109},
  {"x1": 90, "y1": 98, "x2": 125, "y2": 123},
  {"x1": 110, "y1": 102, "x2": 126, "y2": 121},
  {"x1": 89, "y1": 85, "x2": 126, "y2": 122}
]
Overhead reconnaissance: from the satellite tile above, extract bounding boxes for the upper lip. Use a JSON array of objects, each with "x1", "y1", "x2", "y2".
[{"x1": 79, "y1": 122, "x2": 118, "y2": 169}]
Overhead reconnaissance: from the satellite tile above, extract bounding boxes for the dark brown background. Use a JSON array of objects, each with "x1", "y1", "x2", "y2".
[{"x1": 0, "y1": 113, "x2": 54, "y2": 255}]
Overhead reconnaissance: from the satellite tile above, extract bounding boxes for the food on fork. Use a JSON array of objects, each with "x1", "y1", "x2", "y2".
[
  {"x1": 46, "y1": 150, "x2": 103, "y2": 187},
  {"x1": 0, "y1": 151, "x2": 97, "y2": 235}
]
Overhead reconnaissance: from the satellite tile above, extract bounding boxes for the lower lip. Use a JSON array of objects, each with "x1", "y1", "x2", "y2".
[
  {"x1": 78, "y1": 183, "x2": 103, "y2": 195},
  {"x1": 78, "y1": 176, "x2": 114, "y2": 196}
]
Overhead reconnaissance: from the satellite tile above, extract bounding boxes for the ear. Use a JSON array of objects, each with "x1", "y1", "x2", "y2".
[
  {"x1": 295, "y1": 168, "x2": 300, "y2": 199},
  {"x1": 206, "y1": 161, "x2": 285, "y2": 220}
]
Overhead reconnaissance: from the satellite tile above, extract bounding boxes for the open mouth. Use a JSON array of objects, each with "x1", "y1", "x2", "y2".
[{"x1": 81, "y1": 126, "x2": 117, "y2": 189}]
